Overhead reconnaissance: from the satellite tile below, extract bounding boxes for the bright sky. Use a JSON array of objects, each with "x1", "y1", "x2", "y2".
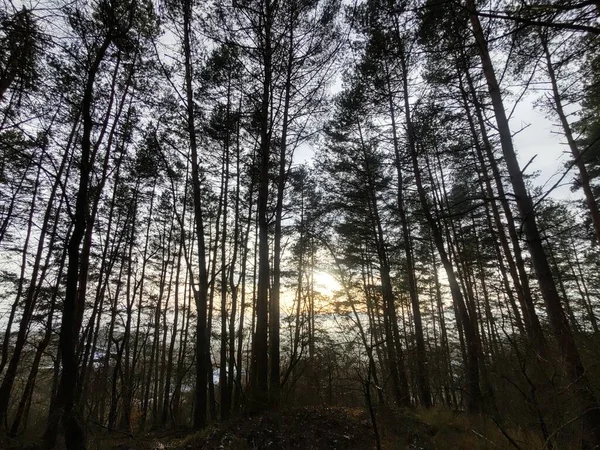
[
  {"x1": 313, "y1": 271, "x2": 340, "y2": 297},
  {"x1": 511, "y1": 96, "x2": 581, "y2": 202},
  {"x1": 295, "y1": 80, "x2": 582, "y2": 202}
]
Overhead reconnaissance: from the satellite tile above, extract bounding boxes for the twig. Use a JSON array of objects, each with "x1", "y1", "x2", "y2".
[
  {"x1": 539, "y1": 407, "x2": 600, "y2": 450},
  {"x1": 491, "y1": 417, "x2": 524, "y2": 450}
]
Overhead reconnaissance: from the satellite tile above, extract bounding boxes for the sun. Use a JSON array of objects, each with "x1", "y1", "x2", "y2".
[
  {"x1": 280, "y1": 271, "x2": 341, "y2": 313},
  {"x1": 313, "y1": 271, "x2": 340, "y2": 297}
]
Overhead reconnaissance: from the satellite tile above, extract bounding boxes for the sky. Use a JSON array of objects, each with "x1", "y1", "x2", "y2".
[
  {"x1": 511, "y1": 96, "x2": 581, "y2": 202},
  {"x1": 294, "y1": 94, "x2": 582, "y2": 202}
]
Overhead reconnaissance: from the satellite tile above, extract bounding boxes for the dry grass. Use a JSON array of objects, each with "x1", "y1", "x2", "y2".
[{"x1": 408, "y1": 407, "x2": 547, "y2": 450}]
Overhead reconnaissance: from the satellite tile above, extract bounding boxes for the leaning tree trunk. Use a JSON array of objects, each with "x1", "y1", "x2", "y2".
[
  {"x1": 541, "y1": 34, "x2": 600, "y2": 245},
  {"x1": 467, "y1": 3, "x2": 600, "y2": 445},
  {"x1": 42, "y1": 35, "x2": 112, "y2": 450},
  {"x1": 460, "y1": 59, "x2": 546, "y2": 348}
]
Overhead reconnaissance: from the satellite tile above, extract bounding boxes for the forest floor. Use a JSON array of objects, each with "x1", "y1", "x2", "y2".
[
  {"x1": 4, "y1": 406, "x2": 545, "y2": 449},
  {"x1": 83, "y1": 406, "x2": 542, "y2": 450}
]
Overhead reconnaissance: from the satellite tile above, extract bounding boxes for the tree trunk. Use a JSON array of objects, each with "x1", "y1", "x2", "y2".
[
  {"x1": 250, "y1": 0, "x2": 273, "y2": 411},
  {"x1": 541, "y1": 34, "x2": 600, "y2": 245},
  {"x1": 468, "y1": 3, "x2": 600, "y2": 444},
  {"x1": 0, "y1": 160, "x2": 42, "y2": 425},
  {"x1": 220, "y1": 92, "x2": 231, "y2": 420},
  {"x1": 460, "y1": 58, "x2": 545, "y2": 347},
  {"x1": 42, "y1": 36, "x2": 112, "y2": 450},
  {"x1": 182, "y1": 0, "x2": 209, "y2": 429},
  {"x1": 385, "y1": 66, "x2": 431, "y2": 407},
  {"x1": 270, "y1": 4, "x2": 296, "y2": 407},
  {"x1": 162, "y1": 189, "x2": 187, "y2": 425}
]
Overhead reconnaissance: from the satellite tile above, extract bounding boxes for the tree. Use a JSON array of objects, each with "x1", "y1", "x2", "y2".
[
  {"x1": 42, "y1": 1, "x2": 143, "y2": 447},
  {"x1": 465, "y1": 0, "x2": 600, "y2": 443},
  {"x1": 0, "y1": 7, "x2": 40, "y2": 101}
]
